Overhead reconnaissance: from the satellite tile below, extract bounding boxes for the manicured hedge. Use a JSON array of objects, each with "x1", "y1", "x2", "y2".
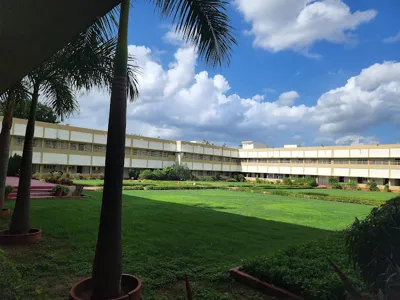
[
  {"x1": 122, "y1": 185, "x2": 221, "y2": 191},
  {"x1": 242, "y1": 234, "x2": 367, "y2": 300}
]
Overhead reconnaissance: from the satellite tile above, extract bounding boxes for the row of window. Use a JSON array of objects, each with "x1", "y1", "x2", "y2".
[
  {"x1": 242, "y1": 158, "x2": 400, "y2": 165},
  {"x1": 183, "y1": 153, "x2": 241, "y2": 163}
]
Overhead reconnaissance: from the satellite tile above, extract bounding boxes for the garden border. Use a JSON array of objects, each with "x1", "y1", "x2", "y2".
[{"x1": 229, "y1": 266, "x2": 303, "y2": 300}]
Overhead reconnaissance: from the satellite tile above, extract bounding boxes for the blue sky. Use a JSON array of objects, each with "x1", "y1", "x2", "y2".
[{"x1": 69, "y1": 0, "x2": 400, "y2": 148}]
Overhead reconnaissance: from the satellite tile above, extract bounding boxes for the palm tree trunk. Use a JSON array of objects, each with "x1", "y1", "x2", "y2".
[
  {"x1": 91, "y1": 0, "x2": 129, "y2": 298},
  {"x1": 9, "y1": 84, "x2": 39, "y2": 234},
  {"x1": 0, "y1": 99, "x2": 14, "y2": 211}
]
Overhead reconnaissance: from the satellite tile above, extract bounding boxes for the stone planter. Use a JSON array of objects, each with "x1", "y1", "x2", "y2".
[
  {"x1": 70, "y1": 274, "x2": 142, "y2": 300},
  {"x1": 0, "y1": 228, "x2": 42, "y2": 245}
]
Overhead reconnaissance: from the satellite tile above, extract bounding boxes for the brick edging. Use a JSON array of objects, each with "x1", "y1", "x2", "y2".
[{"x1": 229, "y1": 266, "x2": 303, "y2": 300}]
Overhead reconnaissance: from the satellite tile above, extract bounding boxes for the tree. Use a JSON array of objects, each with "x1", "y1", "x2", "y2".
[
  {"x1": 90, "y1": 0, "x2": 235, "y2": 298},
  {"x1": 6, "y1": 100, "x2": 59, "y2": 123},
  {"x1": 0, "y1": 81, "x2": 29, "y2": 215},
  {"x1": 8, "y1": 21, "x2": 138, "y2": 235}
]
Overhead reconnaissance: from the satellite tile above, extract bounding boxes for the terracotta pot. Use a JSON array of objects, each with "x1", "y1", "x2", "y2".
[
  {"x1": 70, "y1": 274, "x2": 142, "y2": 300},
  {"x1": 0, "y1": 228, "x2": 42, "y2": 245},
  {"x1": 0, "y1": 208, "x2": 10, "y2": 217}
]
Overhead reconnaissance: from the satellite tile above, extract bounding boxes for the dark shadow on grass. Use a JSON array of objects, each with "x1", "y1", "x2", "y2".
[{"x1": 1, "y1": 191, "x2": 336, "y2": 299}]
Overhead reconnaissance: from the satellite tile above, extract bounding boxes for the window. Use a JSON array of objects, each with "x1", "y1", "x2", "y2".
[
  {"x1": 370, "y1": 160, "x2": 389, "y2": 165},
  {"x1": 268, "y1": 159, "x2": 279, "y2": 164},
  {"x1": 280, "y1": 159, "x2": 290, "y2": 164},
  {"x1": 93, "y1": 145, "x2": 106, "y2": 152},
  {"x1": 318, "y1": 159, "x2": 331, "y2": 164},
  {"x1": 350, "y1": 159, "x2": 368, "y2": 165},
  {"x1": 334, "y1": 159, "x2": 349, "y2": 164},
  {"x1": 125, "y1": 148, "x2": 131, "y2": 155},
  {"x1": 151, "y1": 151, "x2": 162, "y2": 157},
  {"x1": 223, "y1": 157, "x2": 231, "y2": 162},
  {"x1": 203, "y1": 155, "x2": 212, "y2": 161},
  {"x1": 213, "y1": 156, "x2": 223, "y2": 161},
  {"x1": 291, "y1": 159, "x2": 304, "y2": 164},
  {"x1": 184, "y1": 153, "x2": 193, "y2": 159},
  {"x1": 45, "y1": 140, "x2": 57, "y2": 149},
  {"x1": 304, "y1": 159, "x2": 317, "y2": 164},
  {"x1": 391, "y1": 159, "x2": 400, "y2": 165}
]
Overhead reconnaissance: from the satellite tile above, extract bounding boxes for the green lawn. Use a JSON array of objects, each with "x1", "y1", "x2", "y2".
[
  {"x1": 279, "y1": 188, "x2": 396, "y2": 201},
  {"x1": 0, "y1": 190, "x2": 372, "y2": 299}
]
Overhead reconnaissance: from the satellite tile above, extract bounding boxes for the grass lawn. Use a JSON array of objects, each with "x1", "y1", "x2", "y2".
[
  {"x1": 279, "y1": 188, "x2": 396, "y2": 201},
  {"x1": 0, "y1": 190, "x2": 372, "y2": 299}
]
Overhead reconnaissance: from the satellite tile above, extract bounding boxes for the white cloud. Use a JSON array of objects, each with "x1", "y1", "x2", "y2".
[
  {"x1": 293, "y1": 135, "x2": 302, "y2": 140},
  {"x1": 234, "y1": 0, "x2": 377, "y2": 55},
  {"x1": 275, "y1": 91, "x2": 300, "y2": 107},
  {"x1": 68, "y1": 43, "x2": 400, "y2": 146},
  {"x1": 335, "y1": 135, "x2": 379, "y2": 145},
  {"x1": 383, "y1": 32, "x2": 400, "y2": 44}
]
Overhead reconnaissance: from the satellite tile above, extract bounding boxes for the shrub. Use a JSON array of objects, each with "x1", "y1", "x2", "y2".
[
  {"x1": 282, "y1": 177, "x2": 292, "y2": 185},
  {"x1": 226, "y1": 178, "x2": 237, "y2": 182},
  {"x1": 234, "y1": 174, "x2": 245, "y2": 182},
  {"x1": 7, "y1": 154, "x2": 21, "y2": 176},
  {"x1": 128, "y1": 169, "x2": 140, "y2": 180},
  {"x1": 275, "y1": 180, "x2": 281, "y2": 185},
  {"x1": 52, "y1": 185, "x2": 64, "y2": 192},
  {"x1": 171, "y1": 163, "x2": 192, "y2": 181},
  {"x1": 152, "y1": 169, "x2": 166, "y2": 180},
  {"x1": 5, "y1": 185, "x2": 13, "y2": 193},
  {"x1": 293, "y1": 178, "x2": 317, "y2": 188},
  {"x1": 366, "y1": 181, "x2": 379, "y2": 191},
  {"x1": 329, "y1": 177, "x2": 339, "y2": 186},
  {"x1": 243, "y1": 234, "x2": 365, "y2": 300},
  {"x1": 163, "y1": 166, "x2": 178, "y2": 180},
  {"x1": 199, "y1": 176, "x2": 215, "y2": 182},
  {"x1": 255, "y1": 177, "x2": 263, "y2": 184},
  {"x1": 138, "y1": 169, "x2": 153, "y2": 180},
  {"x1": 32, "y1": 172, "x2": 42, "y2": 180},
  {"x1": 0, "y1": 250, "x2": 23, "y2": 299},
  {"x1": 346, "y1": 180, "x2": 358, "y2": 190},
  {"x1": 384, "y1": 184, "x2": 390, "y2": 192},
  {"x1": 346, "y1": 197, "x2": 400, "y2": 297}
]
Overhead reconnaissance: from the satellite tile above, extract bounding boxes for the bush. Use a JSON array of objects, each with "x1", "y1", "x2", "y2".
[
  {"x1": 234, "y1": 174, "x2": 245, "y2": 182},
  {"x1": 384, "y1": 184, "x2": 390, "y2": 192},
  {"x1": 346, "y1": 197, "x2": 400, "y2": 296},
  {"x1": 275, "y1": 180, "x2": 281, "y2": 185},
  {"x1": 32, "y1": 172, "x2": 42, "y2": 180},
  {"x1": 282, "y1": 177, "x2": 292, "y2": 185},
  {"x1": 243, "y1": 234, "x2": 365, "y2": 300},
  {"x1": 255, "y1": 177, "x2": 263, "y2": 184},
  {"x1": 0, "y1": 250, "x2": 23, "y2": 299},
  {"x1": 328, "y1": 177, "x2": 339, "y2": 186},
  {"x1": 293, "y1": 178, "x2": 317, "y2": 188},
  {"x1": 226, "y1": 178, "x2": 237, "y2": 182},
  {"x1": 128, "y1": 169, "x2": 140, "y2": 180},
  {"x1": 366, "y1": 181, "x2": 379, "y2": 191},
  {"x1": 346, "y1": 180, "x2": 358, "y2": 190},
  {"x1": 5, "y1": 185, "x2": 13, "y2": 193},
  {"x1": 138, "y1": 169, "x2": 153, "y2": 180},
  {"x1": 152, "y1": 169, "x2": 166, "y2": 180},
  {"x1": 7, "y1": 154, "x2": 21, "y2": 176},
  {"x1": 199, "y1": 176, "x2": 215, "y2": 182}
]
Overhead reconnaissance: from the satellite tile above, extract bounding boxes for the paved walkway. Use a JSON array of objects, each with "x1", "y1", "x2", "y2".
[{"x1": 6, "y1": 176, "x2": 55, "y2": 188}]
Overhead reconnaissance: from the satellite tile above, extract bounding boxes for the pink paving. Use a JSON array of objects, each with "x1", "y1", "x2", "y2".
[{"x1": 6, "y1": 176, "x2": 56, "y2": 199}]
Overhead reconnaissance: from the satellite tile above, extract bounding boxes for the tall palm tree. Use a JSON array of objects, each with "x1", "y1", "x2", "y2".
[
  {"x1": 8, "y1": 27, "x2": 139, "y2": 234},
  {"x1": 0, "y1": 81, "x2": 30, "y2": 214},
  {"x1": 90, "y1": 0, "x2": 235, "y2": 298}
]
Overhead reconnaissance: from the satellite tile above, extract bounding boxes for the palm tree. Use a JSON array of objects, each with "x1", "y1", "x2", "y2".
[
  {"x1": 90, "y1": 0, "x2": 235, "y2": 298},
  {"x1": 0, "y1": 81, "x2": 30, "y2": 214},
  {"x1": 8, "y1": 25, "x2": 139, "y2": 234}
]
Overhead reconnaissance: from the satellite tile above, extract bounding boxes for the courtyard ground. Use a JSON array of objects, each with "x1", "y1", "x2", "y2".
[{"x1": 1, "y1": 190, "x2": 372, "y2": 299}]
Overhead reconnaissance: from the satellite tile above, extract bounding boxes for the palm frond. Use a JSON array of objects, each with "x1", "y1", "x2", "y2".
[
  {"x1": 0, "y1": 79, "x2": 31, "y2": 110},
  {"x1": 41, "y1": 74, "x2": 78, "y2": 121},
  {"x1": 127, "y1": 55, "x2": 141, "y2": 101},
  {"x1": 150, "y1": 0, "x2": 236, "y2": 67}
]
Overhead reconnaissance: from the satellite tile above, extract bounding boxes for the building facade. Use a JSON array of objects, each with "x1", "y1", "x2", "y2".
[{"x1": 3, "y1": 117, "x2": 400, "y2": 188}]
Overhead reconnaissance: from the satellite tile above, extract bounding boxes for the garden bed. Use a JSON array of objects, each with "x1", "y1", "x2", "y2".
[{"x1": 241, "y1": 234, "x2": 368, "y2": 300}]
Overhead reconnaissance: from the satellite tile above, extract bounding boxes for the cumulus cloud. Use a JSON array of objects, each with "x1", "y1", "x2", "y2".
[
  {"x1": 383, "y1": 32, "x2": 400, "y2": 44},
  {"x1": 234, "y1": 0, "x2": 377, "y2": 55},
  {"x1": 335, "y1": 135, "x2": 379, "y2": 145},
  {"x1": 67, "y1": 43, "x2": 400, "y2": 146}
]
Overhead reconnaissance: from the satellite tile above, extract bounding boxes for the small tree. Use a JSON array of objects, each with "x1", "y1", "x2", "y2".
[
  {"x1": 366, "y1": 181, "x2": 379, "y2": 191},
  {"x1": 7, "y1": 154, "x2": 21, "y2": 176},
  {"x1": 346, "y1": 180, "x2": 358, "y2": 190},
  {"x1": 128, "y1": 169, "x2": 140, "y2": 180},
  {"x1": 328, "y1": 177, "x2": 339, "y2": 186},
  {"x1": 138, "y1": 169, "x2": 153, "y2": 180},
  {"x1": 172, "y1": 163, "x2": 192, "y2": 181},
  {"x1": 283, "y1": 177, "x2": 292, "y2": 185}
]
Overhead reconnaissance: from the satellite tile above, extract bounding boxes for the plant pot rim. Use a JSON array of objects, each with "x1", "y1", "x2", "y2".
[
  {"x1": 70, "y1": 273, "x2": 142, "y2": 300},
  {"x1": 0, "y1": 228, "x2": 42, "y2": 245}
]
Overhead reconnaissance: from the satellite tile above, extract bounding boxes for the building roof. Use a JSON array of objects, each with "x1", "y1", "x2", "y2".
[{"x1": 0, "y1": 0, "x2": 121, "y2": 94}]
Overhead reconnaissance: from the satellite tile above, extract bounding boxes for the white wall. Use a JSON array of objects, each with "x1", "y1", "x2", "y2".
[
  {"x1": 132, "y1": 159, "x2": 147, "y2": 168},
  {"x1": 370, "y1": 149, "x2": 390, "y2": 158},
  {"x1": 148, "y1": 160, "x2": 163, "y2": 169},
  {"x1": 92, "y1": 156, "x2": 106, "y2": 166},
  {"x1": 370, "y1": 169, "x2": 389, "y2": 178},
  {"x1": 94, "y1": 134, "x2": 107, "y2": 144},
  {"x1": 69, "y1": 154, "x2": 91, "y2": 166},
  {"x1": 164, "y1": 143, "x2": 176, "y2": 151},
  {"x1": 133, "y1": 139, "x2": 149, "y2": 149},
  {"x1": 70, "y1": 131, "x2": 92, "y2": 143},
  {"x1": 42, "y1": 153, "x2": 68, "y2": 164},
  {"x1": 149, "y1": 141, "x2": 163, "y2": 150},
  {"x1": 350, "y1": 168, "x2": 368, "y2": 177}
]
